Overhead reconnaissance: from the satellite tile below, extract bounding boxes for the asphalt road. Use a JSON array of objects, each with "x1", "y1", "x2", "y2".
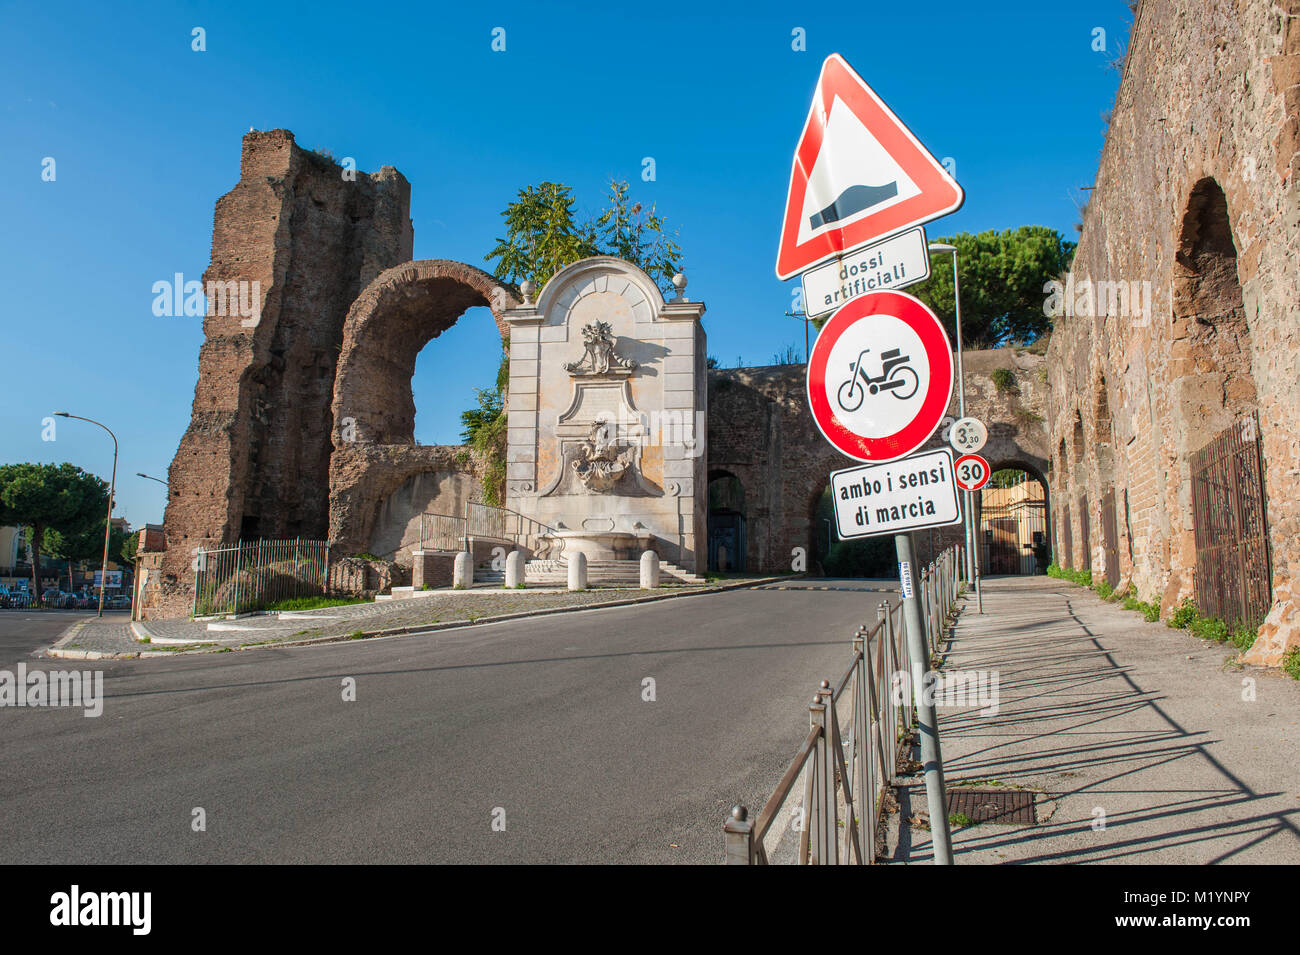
[
  {"x1": 0, "y1": 609, "x2": 103, "y2": 668},
  {"x1": 0, "y1": 584, "x2": 891, "y2": 864}
]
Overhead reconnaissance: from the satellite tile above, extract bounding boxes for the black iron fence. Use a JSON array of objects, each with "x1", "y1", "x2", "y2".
[{"x1": 1191, "y1": 413, "x2": 1271, "y2": 629}]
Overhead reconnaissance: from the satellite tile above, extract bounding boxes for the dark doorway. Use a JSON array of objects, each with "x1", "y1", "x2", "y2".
[{"x1": 707, "y1": 472, "x2": 746, "y2": 572}]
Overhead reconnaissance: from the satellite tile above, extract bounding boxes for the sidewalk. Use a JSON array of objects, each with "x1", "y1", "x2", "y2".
[
  {"x1": 897, "y1": 576, "x2": 1300, "y2": 864},
  {"x1": 44, "y1": 575, "x2": 786, "y2": 658}
]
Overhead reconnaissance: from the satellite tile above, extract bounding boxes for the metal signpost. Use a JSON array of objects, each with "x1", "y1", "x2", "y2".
[
  {"x1": 949, "y1": 416, "x2": 988, "y2": 613},
  {"x1": 781, "y1": 53, "x2": 969, "y2": 864}
]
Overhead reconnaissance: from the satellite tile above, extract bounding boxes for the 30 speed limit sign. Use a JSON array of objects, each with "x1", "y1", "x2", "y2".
[{"x1": 954, "y1": 453, "x2": 991, "y2": 491}]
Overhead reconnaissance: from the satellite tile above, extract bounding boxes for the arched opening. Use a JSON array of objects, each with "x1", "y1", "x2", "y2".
[
  {"x1": 811, "y1": 482, "x2": 895, "y2": 578},
  {"x1": 327, "y1": 260, "x2": 520, "y2": 556},
  {"x1": 411, "y1": 305, "x2": 507, "y2": 446},
  {"x1": 979, "y1": 465, "x2": 1050, "y2": 575},
  {"x1": 1172, "y1": 178, "x2": 1270, "y2": 625},
  {"x1": 1171, "y1": 178, "x2": 1256, "y2": 446},
  {"x1": 707, "y1": 470, "x2": 747, "y2": 572}
]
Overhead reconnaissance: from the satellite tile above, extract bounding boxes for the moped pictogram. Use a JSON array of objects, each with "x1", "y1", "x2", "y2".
[{"x1": 836, "y1": 348, "x2": 920, "y2": 411}]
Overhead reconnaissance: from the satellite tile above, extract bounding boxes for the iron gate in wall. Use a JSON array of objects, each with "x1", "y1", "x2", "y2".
[
  {"x1": 1102, "y1": 487, "x2": 1120, "y2": 589},
  {"x1": 1190, "y1": 413, "x2": 1272, "y2": 629},
  {"x1": 1077, "y1": 495, "x2": 1090, "y2": 576},
  {"x1": 1060, "y1": 503, "x2": 1073, "y2": 570},
  {"x1": 980, "y1": 498, "x2": 1049, "y2": 575}
]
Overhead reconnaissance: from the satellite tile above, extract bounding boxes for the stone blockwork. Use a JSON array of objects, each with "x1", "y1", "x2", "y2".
[
  {"x1": 154, "y1": 129, "x2": 413, "y2": 616},
  {"x1": 1045, "y1": 0, "x2": 1300, "y2": 666},
  {"x1": 708, "y1": 348, "x2": 1049, "y2": 574}
]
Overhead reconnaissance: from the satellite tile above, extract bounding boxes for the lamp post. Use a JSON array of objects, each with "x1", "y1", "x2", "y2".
[
  {"x1": 927, "y1": 243, "x2": 982, "y2": 613},
  {"x1": 137, "y1": 472, "x2": 167, "y2": 488},
  {"x1": 53, "y1": 412, "x2": 118, "y2": 618}
]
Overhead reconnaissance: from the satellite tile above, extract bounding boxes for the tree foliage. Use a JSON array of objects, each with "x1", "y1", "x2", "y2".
[
  {"x1": 485, "y1": 179, "x2": 683, "y2": 294},
  {"x1": 905, "y1": 226, "x2": 1075, "y2": 349},
  {"x1": 0, "y1": 463, "x2": 108, "y2": 594}
]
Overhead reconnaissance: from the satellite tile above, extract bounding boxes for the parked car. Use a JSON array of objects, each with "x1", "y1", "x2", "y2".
[
  {"x1": 108, "y1": 594, "x2": 131, "y2": 611},
  {"x1": 7, "y1": 590, "x2": 34, "y2": 609},
  {"x1": 41, "y1": 590, "x2": 76, "y2": 609}
]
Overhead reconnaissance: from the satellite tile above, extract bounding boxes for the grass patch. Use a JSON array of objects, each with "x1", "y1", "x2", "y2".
[
  {"x1": 347, "y1": 629, "x2": 367, "y2": 640},
  {"x1": 990, "y1": 367, "x2": 1019, "y2": 394},
  {"x1": 267, "y1": 595, "x2": 366, "y2": 612},
  {"x1": 948, "y1": 812, "x2": 976, "y2": 828},
  {"x1": 1047, "y1": 563, "x2": 1091, "y2": 587},
  {"x1": 1282, "y1": 648, "x2": 1300, "y2": 681}
]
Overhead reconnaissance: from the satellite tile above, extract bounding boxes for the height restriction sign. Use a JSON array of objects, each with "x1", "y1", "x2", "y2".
[{"x1": 806, "y1": 289, "x2": 954, "y2": 463}]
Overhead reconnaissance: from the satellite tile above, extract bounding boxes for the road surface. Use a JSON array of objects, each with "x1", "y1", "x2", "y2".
[{"x1": 0, "y1": 583, "x2": 893, "y2": 864}]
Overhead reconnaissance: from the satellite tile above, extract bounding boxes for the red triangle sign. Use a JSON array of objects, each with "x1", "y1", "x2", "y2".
[{"x1": 775, "y1": 54, "x2": 964, "y2": 280}]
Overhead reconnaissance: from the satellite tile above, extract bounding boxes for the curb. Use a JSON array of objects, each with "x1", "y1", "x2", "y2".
[{"x1": 88, "y1": 575, "x2": 802, "y2": 656}]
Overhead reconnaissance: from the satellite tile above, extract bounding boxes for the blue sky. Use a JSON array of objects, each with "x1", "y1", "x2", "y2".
[{"x1": 0, "y1": 0, "x2": 1129, "y2": 530}]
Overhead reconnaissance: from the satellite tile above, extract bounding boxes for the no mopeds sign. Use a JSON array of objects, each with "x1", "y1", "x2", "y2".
[{"x1": 807, "y1": 289, "x2": 953, "y2": 463}]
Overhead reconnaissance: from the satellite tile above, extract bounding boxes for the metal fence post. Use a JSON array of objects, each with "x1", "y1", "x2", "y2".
[
  {"x1": 723, "y1": 806, "x2": 754, "y2": 864},
  {"x1": 808, "y1": 690, "x2": 836, "y2": 864}
]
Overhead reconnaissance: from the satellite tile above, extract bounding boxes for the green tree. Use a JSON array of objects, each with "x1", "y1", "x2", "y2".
[
  {"x1": 902, "y1": 226, "x2": 1075, "y2": 349},
  {"x1": 0, "y1": 463, "x2": 108, "y2": 596},
  {"x1": 485, "y1": 178, "x2": 683, "y2": 294},
  {"x1": 484, "y1": 182, "x2": 599, "y2": 293},
  {"x1": 460, "y1": 345, "x2": 510, "y2": 506}
]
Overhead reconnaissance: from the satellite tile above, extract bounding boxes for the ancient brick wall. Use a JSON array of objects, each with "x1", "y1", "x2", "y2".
[
  {"x1": 153, "y1": 129, "x2": 413, "y2": 616},
  {"x1": 707, "y1": 349, "x2": 1049, "y2": 573},
  {"x1": 1044, "y1": 0, "x2": 1300, "y2": 665}
]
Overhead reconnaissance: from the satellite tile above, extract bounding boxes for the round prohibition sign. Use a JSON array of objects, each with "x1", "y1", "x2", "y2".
[
  {"x1": 806, "y1": 289, "x2": 954, "y2": 463},
  {"x1": 953, "y1": 453, "x2": 991, "y2": 491}
]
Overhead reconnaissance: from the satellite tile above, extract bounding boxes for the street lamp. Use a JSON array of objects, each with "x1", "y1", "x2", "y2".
[
  {"x1": 927, "y1": 243, "x2": 983, "y2": 613},
  {"x1": 137, "y1": 472, "x2": 168, "y2": 488},
  {"x1": 53, "y1": 412, "x2": 118, "y2": 618}
]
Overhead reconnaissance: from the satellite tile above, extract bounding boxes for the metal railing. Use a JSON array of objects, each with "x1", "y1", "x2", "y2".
[
  {"x1": 724, "y1": 546, "x2": 961, "y2": 865},
  {"x1": 193, "y1": 539, "x2": 329, "y2": 617},
  {"x1": 418, "y1": 513, "x2": 468, "y2": 552},
  {"x1": 464, "y1": 502, "x2": 562, "y2": 558}
]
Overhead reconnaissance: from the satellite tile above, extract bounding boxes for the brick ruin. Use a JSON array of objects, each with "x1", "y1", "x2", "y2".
[
  {"x1": 707, "y1": 348, "x2": 1051, "y2": 573},
  {"x1": 1045, "y1": 0, "x2": 1300, "y2": 664}
]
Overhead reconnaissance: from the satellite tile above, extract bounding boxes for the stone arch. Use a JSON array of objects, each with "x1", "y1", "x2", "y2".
[
  {"x1": 707, "y1": 469, "x2": 747, "y2": 572},
  {"x1": 1170, "y1": 178, "x2": 1257, "y2": 450},
  {"x1": 978, "y1": 457, "x2": 1052, "y2": 575},
  {"x1": 331, "y1": 260, "x2": 521, "y2": 447}
]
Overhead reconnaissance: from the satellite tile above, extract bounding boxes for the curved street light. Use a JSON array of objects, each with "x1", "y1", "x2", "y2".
[
  {"x1": 53, "y1": 412, "x2": 118, "y2": 618},
  {"x1": 137, "y1": 472, "x2": 168, "y2": 488}
]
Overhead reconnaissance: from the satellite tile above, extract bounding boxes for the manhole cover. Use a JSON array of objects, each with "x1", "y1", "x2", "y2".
[{"x1": 947, "y1": 788, "x2": 1036, "y2": 824}]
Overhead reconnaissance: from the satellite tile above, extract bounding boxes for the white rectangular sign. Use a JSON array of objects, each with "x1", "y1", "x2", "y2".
[
  {"x1": 829, "y1": 447, "x2": 961, "y2": 539},
  {"x1": 93, "y1": 570, "x2": 122, "y2": 588},
  {"x1": 802, "y1": 227, "x2": 931, "y2": 318}
]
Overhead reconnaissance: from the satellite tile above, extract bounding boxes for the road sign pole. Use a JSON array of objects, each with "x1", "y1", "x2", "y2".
[
  {"x1": 946, "y1": 246, "x2": 981, "y2": 610},
  {"x1": 895, "y1": 531, "x2": 953, "y2": 865}
]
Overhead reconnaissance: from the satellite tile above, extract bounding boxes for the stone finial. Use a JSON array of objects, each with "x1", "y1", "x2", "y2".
[
  {"x1": 520, "y1": 279, "x2": 536, "y2": 305},
  {"x1": 671, "y1": 272, "x2": 688, "y2": 302}
]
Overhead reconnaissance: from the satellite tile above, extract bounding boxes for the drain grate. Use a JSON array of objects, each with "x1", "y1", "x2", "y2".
[{"x1": 947, "y1": 788, "x2": 1036, "y2": 824}]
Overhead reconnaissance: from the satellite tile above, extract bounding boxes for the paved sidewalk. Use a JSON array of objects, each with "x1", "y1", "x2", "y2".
[
  {"x1": 45, "y1": 576, "x2": 786, "y2": 658},
  {"x1": 898, "y1": 576, "x2": 1300, "y2": 864}
]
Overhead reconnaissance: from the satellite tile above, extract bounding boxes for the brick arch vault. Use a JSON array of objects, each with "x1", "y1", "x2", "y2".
[{"x1": 328, "y1": 259, "x2": 521, "y2": 555}]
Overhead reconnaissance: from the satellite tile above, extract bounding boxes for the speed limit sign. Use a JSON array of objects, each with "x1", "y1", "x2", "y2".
[
  {"x1": 954, "y1": 453, "x2": 991, "y2": 491},
  {"x1": 948, "y1": 416, "x2": 988, "y2": 454}
]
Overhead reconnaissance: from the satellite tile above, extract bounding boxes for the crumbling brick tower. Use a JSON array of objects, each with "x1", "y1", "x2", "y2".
[{"x1": 156, "y1": 129, "x2": 413, "y2": 612}]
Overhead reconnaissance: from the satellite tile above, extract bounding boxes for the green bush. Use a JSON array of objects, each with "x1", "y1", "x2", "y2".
[
  {"x1": 1094, "y1": 581, "x2": 1114, "y2": 601},
  {"x1": 1229, "y1": 625, "x2": 1257, "y2": 652},
  {"x1": 1283, "y1": 648, "x2": 1300, "y2": 681},
  {"x1": 1191, "y1": 616, "x2": 1229, "y2": 643},
  {"x1": 1169, "y1": 597, "x2": 1199, "y2": 629},
  {"x1": 1141, "y1": 601, "x2": 1161, "y2": 623},
  {"x1": 1047, "y1": 563, "x2": 1092, "y2": 587}
]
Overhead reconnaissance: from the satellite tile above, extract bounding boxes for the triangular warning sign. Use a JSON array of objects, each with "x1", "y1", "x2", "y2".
[{"x1": 775, "y1": 54, "x2": 963, "y2": 280}]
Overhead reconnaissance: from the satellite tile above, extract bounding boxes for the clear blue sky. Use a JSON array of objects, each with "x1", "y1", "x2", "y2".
[{"x1": 0, "y1": 0, "x2": 1129, "y2": 530}]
